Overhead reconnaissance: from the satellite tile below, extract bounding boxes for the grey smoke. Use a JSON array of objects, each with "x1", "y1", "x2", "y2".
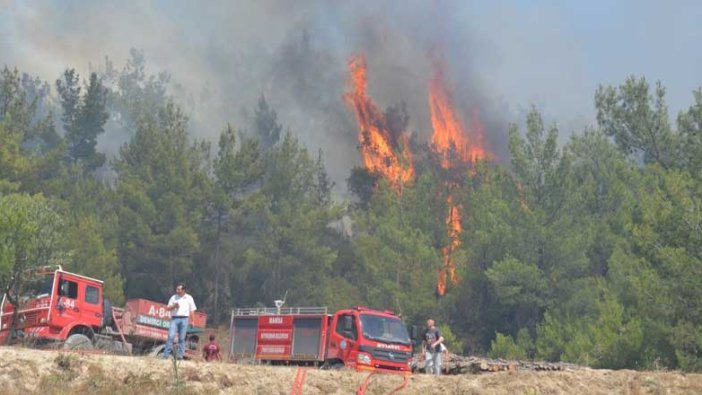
[{"x1": 5, "y1": 1, "x2": 697, "y2": 191}]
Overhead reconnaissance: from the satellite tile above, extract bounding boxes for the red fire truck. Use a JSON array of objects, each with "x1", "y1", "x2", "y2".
[
  {"x1": 0, "y1": 266, "x2": 207, "y2": 357},
  {"x1": 229, "y1": 304, "x2": 416, "y2": 373}
]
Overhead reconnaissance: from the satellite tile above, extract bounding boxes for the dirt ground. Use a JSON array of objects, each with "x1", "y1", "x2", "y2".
[{"x1": 1, "y1": 347, "x2": 702, "y2": 395}]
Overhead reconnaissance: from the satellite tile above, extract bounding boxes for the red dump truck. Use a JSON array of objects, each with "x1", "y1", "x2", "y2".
[
  {"x1": 0, "y1": 266, "x2": 207, "y2": 358},
  {"x1": 229, "y1": 305, "x2": 416, "y2": 373}
]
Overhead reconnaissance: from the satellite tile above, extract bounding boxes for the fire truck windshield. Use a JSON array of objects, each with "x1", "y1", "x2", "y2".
[
  {"x1": 24, "y1": 275, "x2": 54, "y2": 298},
  {"x1": 359, "y1": 314, "x2": 411, "y2": 346}
]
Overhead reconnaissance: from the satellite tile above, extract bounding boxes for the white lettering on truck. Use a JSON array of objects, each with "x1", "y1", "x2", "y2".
[
  {"x1": 261, "y1": 332, "x2": 289, "y2": 340},
  {"x1": 376, "y1": 343, "x2": 402, "y2": 350},
  {"x1": 261, "y1": 346, "x2": 285, "y2": 354},
  {"x1": 148, "y1": 305, "x2": 171, "y2": 318}
]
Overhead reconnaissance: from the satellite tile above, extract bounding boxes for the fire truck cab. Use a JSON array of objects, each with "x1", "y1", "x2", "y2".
[
  {"x1": 0, "y1": 266, "x2": 106, "y2": 346},
  {"x1": 326, "y1": 306, "x2": 415, "y2": 372},
  {"x1": 0, "y1": 266, "x2": 207, "y2": 357}
]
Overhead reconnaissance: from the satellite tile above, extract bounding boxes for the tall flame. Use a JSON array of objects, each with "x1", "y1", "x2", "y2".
[
  {"x1": 344, "y1": 54, "x2": 414, "y2": 188},
  {"x1": 429, "y1": 62, "x2": 489, "y2": 168},
  {"x1": 441, "y1": 194, "x2": 462, "y2": 283},
  {"x1": 429, "y1": 60, "x2": 489, "y2": 296}
]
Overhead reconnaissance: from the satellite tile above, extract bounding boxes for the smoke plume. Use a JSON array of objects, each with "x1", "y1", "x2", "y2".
[{"x1": 1, "y1": 0, "x2": 596, "y2": 191}]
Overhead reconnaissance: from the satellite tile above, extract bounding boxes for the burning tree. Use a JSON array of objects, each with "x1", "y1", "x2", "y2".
[
  {"x1": 344, "y1": 51, "x2": 492, "y2": 297},
  {"x1": 343, "y1": 54, "x2": 415, "y2": 191},
  {"x1": 428, "y1": 59, "x2": 492, "y2": 296}
]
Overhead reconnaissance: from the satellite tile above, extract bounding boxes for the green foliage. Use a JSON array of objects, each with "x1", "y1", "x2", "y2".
[
  {"x1": 0, "y1": 67, "x2": 62, "y2": 193},
  {"x1": 536, "y1": 292, "x2": 644, "y2": 369},
  {"x1": 438, "y1": 323, "x2": 463, "y2": 355},
  {"x1": 595, "y1": 77, "x2": 675, "y2": 167},
  {"x1": 115, "y1": 103, "x2": 209, "y2": 299},
  {"x1": 3, "y1": 60, "x2": 702, "y2": 373},
  {"x1": 57, "y1": 70, "x2": 108, "y2": 170},
  {"x1": 0, "y1": 193, "x2": 66, "y2": 324},
  {"x1": 676, "y1": 89, "x2": 702, "y2": 176},
  {"x1": 0, "y1": 193, "x2": 65, "y2": 278},
  {"x1": 64, "y1": 215, "x2": 124, "y2": 305},
  {"x1": 352, "y1": 179, "x2": 441, "y2": 323},
  {"x1": 198, "y1": 124, "x2": 264, "y2": 320},
  {"x1": 239, "y1": 132, "x2": 342, "y2": 305},
  {"x1": 109, "y1": 49, "x2": 171, "y2": 131},
  {"x1": 486, "y1": 256, "x2": 548, "y2": 309},
  {"x1": 489, "y1": 332, "x2": 527, "y2": 360}
]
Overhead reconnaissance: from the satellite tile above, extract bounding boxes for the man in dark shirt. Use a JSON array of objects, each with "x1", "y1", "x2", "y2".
[
  {"x1": 202, "y1": 334, "x2": 222, "y2": 362},
  {"x1": 421, "y1": 319, "x2": 444, "y2": 375}
]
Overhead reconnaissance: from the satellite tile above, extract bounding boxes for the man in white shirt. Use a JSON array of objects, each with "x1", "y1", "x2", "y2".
[{"x1": 163, "y1": 283, "x2": 197, "y2": 360}]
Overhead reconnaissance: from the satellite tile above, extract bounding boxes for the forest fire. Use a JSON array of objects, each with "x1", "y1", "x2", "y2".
[
  {"x1": 344, "y1": 53, "x2": 491, "y2": 296},
  {"x1": 437, "y1": 194, "x2": 463, "y2": 296},
  {"x1": 429, "y1": 60, "x2": 490, "y2": 296},
  {"x1": 429, "y1": 62, "x2": 489, "y2": 167},
  {"x1": 343, "y1": 54, "x2": 414, "y2": 189}
]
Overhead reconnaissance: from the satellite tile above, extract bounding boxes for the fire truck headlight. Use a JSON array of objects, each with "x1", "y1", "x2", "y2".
[
  {"x1": 357, "y1": 352, "x2": 372, "y2": 365},
  {"x1": 40, "y1": 318, "x2": 47, "y2": 324}
]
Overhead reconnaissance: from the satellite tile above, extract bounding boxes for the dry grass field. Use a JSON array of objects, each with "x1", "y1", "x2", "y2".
[{"x1": 1, "y1": 347, "x2": 701, "y2": 394}]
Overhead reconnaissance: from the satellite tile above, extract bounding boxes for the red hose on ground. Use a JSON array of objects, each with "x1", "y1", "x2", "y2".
[
  {"x1": 388, "y1": 375, "x2": 409, "y2": 394},
  {"x1": 290, "y1": 367, "x2": 309, "y2": 395},
  {"x1": 357, "y1": 371, "x2": 409, "y2": 395},
  {"x1": 356, "y1": 372, "x2": 376, "y2": 395}
]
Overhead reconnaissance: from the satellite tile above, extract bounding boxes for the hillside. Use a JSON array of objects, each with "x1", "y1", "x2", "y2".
[{"x1": 1, "y1": 347, "x2": 701, "y2": 394}]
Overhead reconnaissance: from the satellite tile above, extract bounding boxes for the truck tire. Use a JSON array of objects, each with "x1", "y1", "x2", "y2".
[
  {"x1": 102, "y1": 299, "x2": 113, "y2": 327},
  {"x1": 321, "y1": 360, "x2": 344, "y2": 370},
  {"x1": 63, "y1": 333, "x2": 93, "y2": 350}
]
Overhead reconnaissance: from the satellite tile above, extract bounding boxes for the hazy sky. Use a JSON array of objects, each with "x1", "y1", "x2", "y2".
[
  {"x1": 1, "y1": 0, "x2": 701, "y2": 184},
  {"x1": 465, "y1": 0, "x2": 702, "y2": 129}
]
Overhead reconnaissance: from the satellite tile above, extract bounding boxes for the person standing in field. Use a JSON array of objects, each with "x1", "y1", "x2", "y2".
[
  {"x1": 163, "y1": 283, "x2": 197, "y2": 360},
  {"x1": 203, "y1": 334, "x2": 222, "y2": 361},
  {"x1": 422, "y1": 318, "x2": 444, "y2": 375}
]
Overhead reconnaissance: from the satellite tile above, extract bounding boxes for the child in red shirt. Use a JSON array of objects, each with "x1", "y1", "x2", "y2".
[{"x1": 203, "y1": 334, "x2": 222, "y2": 361}]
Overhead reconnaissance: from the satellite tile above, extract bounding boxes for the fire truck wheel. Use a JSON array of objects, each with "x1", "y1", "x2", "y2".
[
  {"x1": 63, "y1": 334, "x2": 94, "y2": 350},
  {"x1": 321, "y1": 360, "x2": 345, "y2": 370}
]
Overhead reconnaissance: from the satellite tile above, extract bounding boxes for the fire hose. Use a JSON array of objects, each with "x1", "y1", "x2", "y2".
[
  {"x1": 388, "y1": 375, "x2": 409, "y2": 394},
  {"x1": 356, "y1": 372, "x2": 409, "y2": 395},
  {"x1": 356, "y1": 371, "x2": 376, "y2": 395},
  {"x1": 290, "y1": 367, "x2": 309, "y2": 395}
]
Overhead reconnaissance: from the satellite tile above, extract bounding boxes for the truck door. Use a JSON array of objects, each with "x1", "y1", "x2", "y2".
[
  {"x1": 80, "y1": 283, "x2": 103, "y2": 327},
  {"x1": 52, "y1": 276, "x2": 80, "y2": 331},
  {"x1": 327, "y1": 313, "x2": 358, "y2": 362}
]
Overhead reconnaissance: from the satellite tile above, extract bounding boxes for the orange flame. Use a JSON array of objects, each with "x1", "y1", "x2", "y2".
[
  {"x1": 429, "y1": 62, "x2": 489, "y2": 169},
  {"x1": 429, "y1": 60, "x2": 490, "y2": 296},
  {"x1": 344, "y1": 54, "x2": 414, "y2": 188},
  {"x1": 442, "y1": 194, "x2": 462, "y2": 279}
]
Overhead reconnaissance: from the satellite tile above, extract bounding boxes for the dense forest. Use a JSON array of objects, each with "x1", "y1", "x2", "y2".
[{"x1": 1, "y1": 51, "x2": 701, "y2": 372}]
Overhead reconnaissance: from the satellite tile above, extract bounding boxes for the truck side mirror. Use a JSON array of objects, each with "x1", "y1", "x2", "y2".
[
  {"x1": 410, "y1": 325, "x2": 419, "y2": 346},
  {"x1": 343, "y1": 315, "x2": 353, "y2": 333}
]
